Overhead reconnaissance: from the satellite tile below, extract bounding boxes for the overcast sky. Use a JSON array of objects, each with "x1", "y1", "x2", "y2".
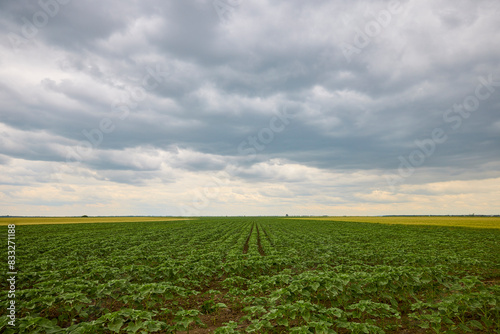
[{"x1": 1, "y1": 0, "x2": 499, "y2": 216}]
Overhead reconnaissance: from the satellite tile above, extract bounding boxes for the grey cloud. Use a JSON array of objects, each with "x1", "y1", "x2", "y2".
[{"x1": 1, "y1": 0, "x2": 499, "y2": 209}]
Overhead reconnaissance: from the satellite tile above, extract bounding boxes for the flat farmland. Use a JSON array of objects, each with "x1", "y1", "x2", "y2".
[
  {"x1": 294, "y1": 216, "x2": 500, "y2": 229},
  {"x1": 1, "y1": 217, "x2": 499, "y2": 333},
  {"x1": 0, "y1": 217, "x2": 191, "y2": 226}
]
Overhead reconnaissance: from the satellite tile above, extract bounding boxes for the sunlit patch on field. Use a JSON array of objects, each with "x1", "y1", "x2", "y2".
[{"x1": 293, "y1": 216, "x2": 500, "y2": 229}]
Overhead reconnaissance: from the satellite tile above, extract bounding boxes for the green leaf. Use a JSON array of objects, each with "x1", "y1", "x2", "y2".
[
  {"x1": 458, "y1": 323, "x2": 472, "y2": 332},
  {"x1": 468, "y1": 320, "x2": 483, "y2": 329},
  {"x1": 126, "y1": 320, "x2": 144, "y2": 333},
  {"x1": 217, "y1": 303, "x2": 228, "y2": 309},
  {"x1": 108, "y1": 318, "x2": 124, "y2": 333},
  {"x1": 419, "y1": 321, "x2": 430, "y2": 329},
  {"x1": 302, "y1": 310, "x2": 311, "y2": 322}
]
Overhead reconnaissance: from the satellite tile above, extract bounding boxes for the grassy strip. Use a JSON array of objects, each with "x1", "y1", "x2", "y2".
[
  {"x1": 0, "y1": 216, "x2": 193, "y2": 225},
  {"x1": 291, "y1": 216, "x2": 500, "y2": 229}
]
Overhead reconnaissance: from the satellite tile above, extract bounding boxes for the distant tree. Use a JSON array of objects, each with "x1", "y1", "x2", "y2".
[{"x1": 82, "y1": 215, "x2": 89, "y2": 218}]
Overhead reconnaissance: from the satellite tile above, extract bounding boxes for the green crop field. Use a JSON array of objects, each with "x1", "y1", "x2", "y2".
[
  {"x1": 0, "y1": 217, "x2": 191, "y2": 226},
  {"x1": 1, "y1": 217, "x2": 499, "y2": 333},
  {"x1": 294, "y1": 216, "x2": 500, "y2": 230}
]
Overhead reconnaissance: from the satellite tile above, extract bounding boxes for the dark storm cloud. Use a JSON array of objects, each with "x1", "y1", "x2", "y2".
[{"x1": 1, "y1": 0, "x2": 500, "y2": 190}]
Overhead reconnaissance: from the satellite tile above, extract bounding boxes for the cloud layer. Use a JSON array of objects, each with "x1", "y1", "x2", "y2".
[{"x1": 1, "y1": 0, "x2": 499, "y2": 216}]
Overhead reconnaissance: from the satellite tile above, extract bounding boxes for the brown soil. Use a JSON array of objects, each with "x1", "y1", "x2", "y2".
[
  {"x1": 256, "y1": 225, "x2": 266, "y2": 256},
  {"x1": 242, "y1": 223, "x2": 253, "y2": 254}
]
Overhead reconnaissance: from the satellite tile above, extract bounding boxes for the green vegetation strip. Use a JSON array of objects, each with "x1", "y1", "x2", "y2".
[
  {"x1": 292, "y1": 216, "x2": 500, "y2": 229},
  {"x1": 0, "y1": 217, "x2": 192, "y2": 226}
]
